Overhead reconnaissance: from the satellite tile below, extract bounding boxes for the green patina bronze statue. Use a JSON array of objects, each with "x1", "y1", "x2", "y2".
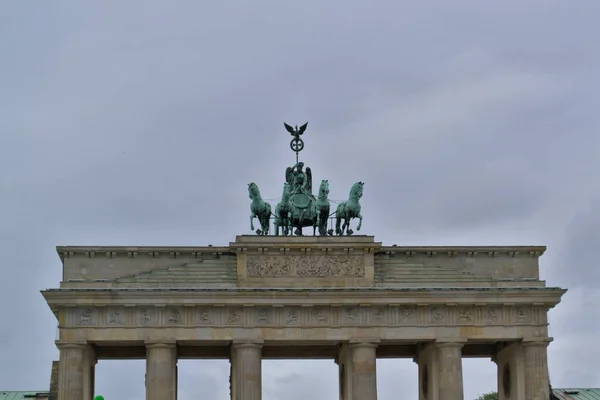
[
  {"x1": 248, "y1": 182, "x2": 271, "y2": 235},
  {"x1": 274, "y1": 182, "x2": 292, "y2": 236},
  {"x1": 247, "y1": 122, "x2": 364, "y2": 236},
  {"x1": 335, "y1": 181, "x2": 364, "y2": 236}
]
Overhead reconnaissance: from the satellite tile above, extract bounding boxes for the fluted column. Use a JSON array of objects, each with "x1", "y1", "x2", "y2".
[
  {"x1": 435, "y1": 340, "x2": 465, "y2": 400},
  {"x1": 232, "y1": 341, "x2": 263, "y2": 400},
  {"x1": 146, "y1": 341, "x2": 177, "y2": 400},
  {"x1": 56, "y1": 340, "x2": 95, "y2": 400},
  {"x1": 523, "y1": 339, "x2": 551, "y2": 400},
  {"x1": 349, "y1": 342, "x2": 378, "y2": 400}
]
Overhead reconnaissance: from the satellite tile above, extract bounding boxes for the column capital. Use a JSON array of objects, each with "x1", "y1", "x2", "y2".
[
  {"x1": 145, "y1": 340, "x2": 177, "y2": 349},
  {"x1": 232, "y1": 340, "x2": 264, "y2": 349},
  {"x1": 434, "y1": 338, "x2": 467, "y2": 348},
  {"x1": 348, "y1": 340, "x2": 380, "y2": 349},
  {"x1": 55, "y1": 339, "x2": 89, "y2": 349},
  {"x1": 521, "y1": 337, "x2": 554, "y2": 346},
  {"x1": 522, "y1": 337, "x2": 553, "y2": 347}
]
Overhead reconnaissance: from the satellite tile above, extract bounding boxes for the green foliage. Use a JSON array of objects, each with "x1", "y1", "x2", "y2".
[{"x1": 475, "y1": 392, "x2": 498, "y2": 400}]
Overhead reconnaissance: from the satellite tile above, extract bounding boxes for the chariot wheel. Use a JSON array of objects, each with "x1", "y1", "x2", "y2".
[{"x1": 290, "y1": 138, "x2": 304, "y2": 152}]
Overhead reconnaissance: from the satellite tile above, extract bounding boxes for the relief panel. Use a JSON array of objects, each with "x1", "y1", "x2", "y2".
[
  {"x1": 246, "y1": 254, "x2": 365, "y2": 277},
  {"x1": 107, "y1": 307, "x2": 124, "y2": 325}
]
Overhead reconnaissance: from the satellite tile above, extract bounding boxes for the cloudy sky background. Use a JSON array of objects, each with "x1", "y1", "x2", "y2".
[{"x1": 1, "y1": 1, "x2": 599, "y2": 399}]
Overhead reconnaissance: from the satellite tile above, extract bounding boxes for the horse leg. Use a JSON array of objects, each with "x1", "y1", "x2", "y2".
[
  {"x1": 316, "y1": 211, "x2": 320, "y2": 236},
  {"x1": 357, "y1": 213, "x2": 363, "y2": 231},
  {"x1": 250, "y1": 213, "x2": 255, "y2": 231}
]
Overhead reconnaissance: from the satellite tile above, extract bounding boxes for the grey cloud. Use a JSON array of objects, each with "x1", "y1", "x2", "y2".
[{"x1": 1, "y1": 0, "x2": 599, "y2": 398}]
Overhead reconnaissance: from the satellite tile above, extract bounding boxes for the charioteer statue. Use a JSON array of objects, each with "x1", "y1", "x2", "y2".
[{"x1": 248, "y1": 122, "x2": 364, "y2": 236}]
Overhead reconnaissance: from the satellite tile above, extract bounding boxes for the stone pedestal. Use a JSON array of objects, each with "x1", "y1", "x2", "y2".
[
  {"x1": 146, "y1": 342, "x2": 177, "y2": 400},
  {"x1": 56, "y1": 340, "x2": 96, "y2": 400},
  {"x1": 231, "y1": 342, "x2": 262, "y2": 400},
  {"x1": 350, "y1": 342, "x2": 378, "y2": 400},
  {"x1": 523, "y1": 340, "x2": 551, "y2": 400}
]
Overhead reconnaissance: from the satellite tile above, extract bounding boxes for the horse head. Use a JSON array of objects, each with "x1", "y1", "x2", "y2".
[
  {"x1": 281, "y1": 182, "x2": 291, "y2": 199},
  {"x1": 248, "y1": 182, "x2": 260, "y2": 199},
  {"x1": 350, "y1": 181, "x2": 364, "y2": 200},
  {"x1": 319, "y1": 179, "x2": 330, "y2": 197}
]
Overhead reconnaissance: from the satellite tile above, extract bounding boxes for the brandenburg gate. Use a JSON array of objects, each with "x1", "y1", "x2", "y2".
[{"x1": 42, "y1": 123, "x2": 566, "y2": 400}]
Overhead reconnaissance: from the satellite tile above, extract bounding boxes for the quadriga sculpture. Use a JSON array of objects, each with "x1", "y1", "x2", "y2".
[{"x1": 247, "y1": 122, "x2": 365, "y2": 236}]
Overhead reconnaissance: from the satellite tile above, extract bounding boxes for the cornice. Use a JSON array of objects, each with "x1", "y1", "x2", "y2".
[
  {"x1": 55, "y1": 244, "x2": 547, "y2": 261},
  {"x1": 41, "y1": 287, "x2": 566, "y2": 309},
  {"x1": 376, "y1": 245, "x2": 546, "y2": 258},
  {"x1": 56, "y1": 246, "x2": 233, "y2": 262}
]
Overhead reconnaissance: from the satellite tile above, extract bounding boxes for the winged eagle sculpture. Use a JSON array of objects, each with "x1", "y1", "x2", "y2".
[{"x1": 284, "y1": 122, "x2": 308, "y2": 138}]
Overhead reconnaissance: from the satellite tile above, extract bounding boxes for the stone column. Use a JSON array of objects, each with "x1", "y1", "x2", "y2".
[
  {"x1": 146, "y1": 341, "x2": 177, "y2": 400},
  {"x1": 435, "y1": 340, "x2": 465, "y2": 400},
  {"x1": 416, "y1": 344, "x2": 437, "y2": 400},
  {"x1": 337, "y1": 344, "x2": 353, "y2": 400},
  {"x1": 495, "y1": 342, "x2": 526, "y2": 400},
  {"x1": 523, "y1": 339, "x2": 551, "y2": 400},
  {"x1": 231, "y1": 341, "x2": 263, "y2": 400},
  {"x1": 349, "y1": 342, "x2": 378, "y2": 400},
  {"x1": 56, "y1": 340, "x2": 95, "y2": 400}
]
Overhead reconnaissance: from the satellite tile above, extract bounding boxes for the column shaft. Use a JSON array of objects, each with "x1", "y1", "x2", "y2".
[
  {"x1": 523, "y1": 341, "x2": 550, "y2": 400},
  {"x1": 146, "y1": 342, "x2": 177, "y2": 400},
  {"x1": 232, "y1": 343, "x2": 262, "y2": 400},
  {"x1": 350, "y1": 343, "x2": 378, "y2": 400},
  {"x1": 57, "y1": 343, "x2": 86, "y2": 400},
  {"x1": 56, "y1": 341, "x2": 95, "y2": 400},
  {"x1": 436, "y1": 341, "x2": 464, "y2": 400}
]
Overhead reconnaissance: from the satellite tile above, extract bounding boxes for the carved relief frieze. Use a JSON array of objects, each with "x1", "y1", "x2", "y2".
[
  {"x1": 284, "y1": 308, "x2": 300, "y2": 325},
  {"x1": 371, "y1": 306, "x2": 386, "y2": 323},
  {"x1": 429, "y1": 307, "x2": 445, "y2": 324},
  {"x1": 311, "y1": 307, "x2": 330, "y2": 324},
  {"x1": 401, "y1": 307, "x2": 415, "y2": 323},
  {"x1": 516, "y1": 306, "x2": 529, "y2": 322},
  {"x1": 459, "y1": 307, "x2": 473, "y2": 323},
  {"x1": 256, "y1": 308, "x2": 270, "y2": 324},
  {"x1": 226, "y1": 308, "x2": 242, "y2": 324},
  {"x1": 246, "y1": 255, "x2": 365, "y2": 277},
  {"x1": 61, "y1": 302, "x2": 547, "y2": 328},
  {"x1": 107, "y1": 308, "x2": 122, "y2": 325},
  {"x1": 77, "y1": 308, "x2": 93, "y2": 325},
  {"x1": 343, "y1": 306, "x2": 359, "y2": 324},
  {"x1": 139, "y1": 308, "x2": 153, "y2": 325},
  {"x1": 487, "y1": 307, "x2": 499, "y2": 324},
  {"x1": 167, "y1": 309, "x2": 181, "y2": 324}
]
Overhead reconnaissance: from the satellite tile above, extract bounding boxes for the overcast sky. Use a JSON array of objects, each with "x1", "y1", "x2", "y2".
[{"x1": 1, "y1": 1, "x2": 599, "y2": 399}]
